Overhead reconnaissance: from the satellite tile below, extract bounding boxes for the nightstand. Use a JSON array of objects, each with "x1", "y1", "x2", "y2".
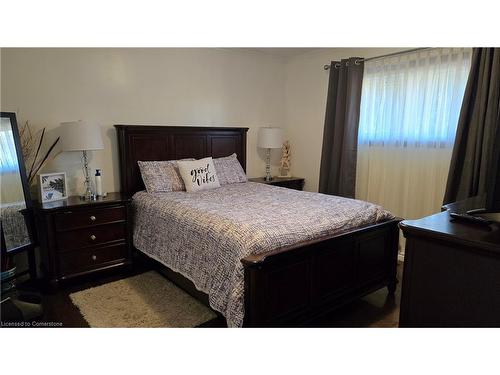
[
  {"x1": 33, "y1": 193, "x2": 132, "y2": 287},
  {"x1": 248, "y1": 177, "x2": 305, "y2": 191}
]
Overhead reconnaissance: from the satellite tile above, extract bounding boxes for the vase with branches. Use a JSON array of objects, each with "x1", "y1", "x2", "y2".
[{"x1": 19, "y1": 121, "x2": 60, "y2": 186}]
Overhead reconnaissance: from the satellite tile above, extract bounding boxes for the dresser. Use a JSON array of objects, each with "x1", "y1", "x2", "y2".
[
  {"x1": 248, "y1": 177, "x2": 305, "y2": 191},
  {"x1": 34, "y1": 193, "x2": 132, "y2": 287},
  {"x1": 399, "y1": 196, "x2": 500, "y2": 327}
]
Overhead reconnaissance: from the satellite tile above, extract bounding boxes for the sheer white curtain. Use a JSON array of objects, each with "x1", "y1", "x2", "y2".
[{"x1": 355, "y1": 48, "x2": 471, "y2": 255}]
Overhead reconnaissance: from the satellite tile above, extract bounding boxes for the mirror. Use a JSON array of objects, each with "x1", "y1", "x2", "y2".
[{"x1": 0, "y1": 112, "x2": 33, "y2": 253}]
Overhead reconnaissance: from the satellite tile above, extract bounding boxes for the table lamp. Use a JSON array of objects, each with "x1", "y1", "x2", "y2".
[
  {"x1": 257, "y1": 127, "x2": 283, "y2": 181},
  {"x1": 60, "y1": 120, "x2": 104, "y2": 200}
]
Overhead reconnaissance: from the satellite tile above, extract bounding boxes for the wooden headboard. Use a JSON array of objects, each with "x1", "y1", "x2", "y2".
[{"x1": 115, "y1": 125, "x2": 249, "y2": 196}]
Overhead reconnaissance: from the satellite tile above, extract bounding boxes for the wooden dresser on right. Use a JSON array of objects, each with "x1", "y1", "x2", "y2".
[{"x1": 399, "y1": 196, "x2": 500, "y2": 327}]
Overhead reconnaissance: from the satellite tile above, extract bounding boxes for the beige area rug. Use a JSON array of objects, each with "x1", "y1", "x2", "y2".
[{"x1": 69, "y1": 271, "x2": 217, "y2": 327}]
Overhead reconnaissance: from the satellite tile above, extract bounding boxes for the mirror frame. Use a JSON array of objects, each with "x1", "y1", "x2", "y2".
[{"x1": 0, "y1": 111, "x2": 34, "y2": 254}]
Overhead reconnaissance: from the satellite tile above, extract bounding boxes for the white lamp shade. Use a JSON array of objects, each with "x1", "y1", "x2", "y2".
[
  {"x1": 257, "y1": 127, "x2": 283, "y2": 149},
  {"x1": 60, "y1": 121, "x2": 104, "y2": 151}
]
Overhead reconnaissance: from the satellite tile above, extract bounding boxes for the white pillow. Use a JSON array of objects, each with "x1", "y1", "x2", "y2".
[{"x1": 177, "y1": 157, "x2": 221, "y2": 193}]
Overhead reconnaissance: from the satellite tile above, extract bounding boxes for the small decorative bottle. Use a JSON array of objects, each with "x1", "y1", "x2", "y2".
[{"x1": 95, "y1": 169, "x2": 102, "y2": 197}]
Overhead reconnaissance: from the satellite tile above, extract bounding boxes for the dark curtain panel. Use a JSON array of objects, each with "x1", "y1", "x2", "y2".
[
  {"x1": 319, "y1": 57, "x2": 364, "y2": 198},
  {"x1": 444, "y1": 48, "x2": 500, "y2": 204}
]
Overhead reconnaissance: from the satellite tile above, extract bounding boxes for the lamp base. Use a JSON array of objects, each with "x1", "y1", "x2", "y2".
[
  {"x1": 80, "y1": 194, "x2": 97, "y2": 201},
  {"x1": 264, "y1": 148, "x2": 273, "y2": 182},
  {"x1": 81, "y1": 150, "x2": 96, "y2": 201}
]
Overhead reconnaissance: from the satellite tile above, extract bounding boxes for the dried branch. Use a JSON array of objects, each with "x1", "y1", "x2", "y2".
[
  {"x1": 19, "y1": 121, "x2": 35, "y2": 165},
  {"x1": 28, "y1": 127, "x2": 45, "y2": 182},
  {"x1": 29, "y1": 137, "x2": 60, "y2": 185},
  {"x1": 19, "y1": 122, "x2": 61, "y2": 186}
]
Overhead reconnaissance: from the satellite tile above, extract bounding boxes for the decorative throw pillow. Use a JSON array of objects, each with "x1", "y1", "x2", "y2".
[
  {"x1": 138, "y1": 159, "x2": 193, "y2": 193},
  {"x1": 213, "y1": 153, "x2": 247, "y2": 185},
  {"x1": 177, "y1": 157, "x2": 221, "y2": 193}
]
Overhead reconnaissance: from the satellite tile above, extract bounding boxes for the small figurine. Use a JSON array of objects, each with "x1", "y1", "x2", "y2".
[{"x1": 280, "y1": 140, "x2": 291, "y2": 177}]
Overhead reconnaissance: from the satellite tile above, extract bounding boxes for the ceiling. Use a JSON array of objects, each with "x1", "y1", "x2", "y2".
[{"x1": 251, "y1": 48, "x2": 320, "y2": 59}]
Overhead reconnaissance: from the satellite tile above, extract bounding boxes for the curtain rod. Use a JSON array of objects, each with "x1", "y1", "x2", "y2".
[{"x1": 323, "y1": 48, "x2": 431, "y2": 70}]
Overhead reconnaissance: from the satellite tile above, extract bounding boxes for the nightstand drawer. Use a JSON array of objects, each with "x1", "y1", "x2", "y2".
[
  {"x1": 248, "y1": 177, "x2": 305, "y2": 191},
  {"x1": 54, "y1": 206, "x2": 126, "y2": 232},
  {"x1": 58, "y1": 243, "x2": 128, "y2": 276},
  {"x1": 56, "y1": 222, "x2": 126, "y2": 252},
  {"x1": 272, "y1": 180, "x2": 304, "y2": 191}
]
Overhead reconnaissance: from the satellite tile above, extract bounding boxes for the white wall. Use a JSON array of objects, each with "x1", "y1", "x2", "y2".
[
  {"x1": 284, "y1": 48, "x2": 408, "y2": 191},
  {"x1": 0, "y1": 48, "x2": 286, "y2": 195},
  {"x1": 1, "y1": 47, "x2": 412, "y2": 196}
]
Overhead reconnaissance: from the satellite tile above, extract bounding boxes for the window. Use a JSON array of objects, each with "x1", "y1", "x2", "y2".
[
  {"x1": 358, "y1": 48, "x2": 471, "y2": 147},
  {"x1": 356, "y1": 48, "x2": 472, "y2": 255},
  {"x1": 0, "y1": 120, "x2": 20, "y2": 173}
]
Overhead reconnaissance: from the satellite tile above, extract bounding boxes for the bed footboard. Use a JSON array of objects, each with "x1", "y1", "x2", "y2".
[{"x1": 241, "y1": 219, "x2": 400, "y2": 327}]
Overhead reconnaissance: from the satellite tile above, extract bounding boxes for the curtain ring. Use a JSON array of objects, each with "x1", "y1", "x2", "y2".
[
  {"x1": 334, "y1": 62, "x2": 341, "y2": 69},
  {"x1": 355, "y1": 59, "x2": 362, "y2": 65}
]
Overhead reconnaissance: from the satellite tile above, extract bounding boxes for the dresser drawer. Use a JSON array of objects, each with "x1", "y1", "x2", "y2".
[
  {"x1": 58, "y1": 243, "x2": 128, "y2": 276},
  {"x1": 54, "y1": 206, "x2": 126, "y2": 231},
  {"x1": 56, "y1": 222, "x2": 126, "y2": 252}
]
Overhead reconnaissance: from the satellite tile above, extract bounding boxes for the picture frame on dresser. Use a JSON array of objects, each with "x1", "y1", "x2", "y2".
[{"x1": 38, "y1": 172, "x2": 68, "y2": 203}]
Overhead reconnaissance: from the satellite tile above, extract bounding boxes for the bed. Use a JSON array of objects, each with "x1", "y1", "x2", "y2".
[{"x1": 115, "y1": 125, "x2": 400, "y2": 327}]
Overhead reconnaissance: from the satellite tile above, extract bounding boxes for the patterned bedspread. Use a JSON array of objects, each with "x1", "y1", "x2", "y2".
[{"x1": 132, "y1": 182, "x2": 393, "y2": 327}]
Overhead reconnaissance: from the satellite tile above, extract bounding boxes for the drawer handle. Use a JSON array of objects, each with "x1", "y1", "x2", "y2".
[
  {"x1": 91, "y1": 255, "x2": 97, "y2": 261},
  {"x1": 90, "y1": 215, "x2": 96, "y2": 221},
  {"x1": 90, "y1": 234, "x2": 97, "y2": 241}
]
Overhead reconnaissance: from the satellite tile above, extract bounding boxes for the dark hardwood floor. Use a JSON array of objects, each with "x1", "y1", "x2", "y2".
[{"x1": 10, "y1": 258, "x2": 403, "y2": 328}]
